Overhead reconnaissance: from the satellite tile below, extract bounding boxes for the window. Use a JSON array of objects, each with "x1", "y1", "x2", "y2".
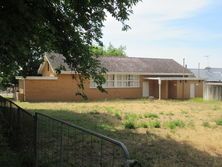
[{"x1": 90, "y1": 74, "x2": 140, "y2": 88}]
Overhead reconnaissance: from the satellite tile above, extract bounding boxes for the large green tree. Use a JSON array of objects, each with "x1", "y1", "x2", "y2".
[
  {"x1": 0, "y1": 0, "x2": 139, "y2": 90},
  {"x1": 91, "y1": 43, "x2": 126, "y2": 57}
]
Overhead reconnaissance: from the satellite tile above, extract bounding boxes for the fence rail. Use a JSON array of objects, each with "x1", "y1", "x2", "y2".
[{"x1": 0, "y1": 96, "x2": 140, "y2": 167}]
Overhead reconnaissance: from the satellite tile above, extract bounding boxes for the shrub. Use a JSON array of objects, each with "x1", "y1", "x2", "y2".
[
  {"x1": 144, "y1": 113, "x2": 159, "y2": 119},
  {"x1": 165, "y1": 120, "x2": 185, "y2": 129}
]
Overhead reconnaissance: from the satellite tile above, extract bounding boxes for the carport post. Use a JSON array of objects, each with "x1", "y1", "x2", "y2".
[{"x1": 158, "y1": 79, "x2": 161, "y2": 100}]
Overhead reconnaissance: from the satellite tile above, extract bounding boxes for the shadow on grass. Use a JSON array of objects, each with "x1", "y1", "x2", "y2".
[{"x1": 30, "y1": 108, "x2": 222, "y2": 167}]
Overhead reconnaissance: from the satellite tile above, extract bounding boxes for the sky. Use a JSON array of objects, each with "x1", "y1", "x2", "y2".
[{"x1": 102, "y1": 0, "x2": 222, "y2": 69}]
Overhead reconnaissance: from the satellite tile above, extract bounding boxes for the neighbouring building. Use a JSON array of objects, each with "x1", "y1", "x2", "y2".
[
  {"x1": 16, "y1": 52, "x2": 203, "y2": 101},
  {"x1": 191, "y1": 68, "x2": 222, "y2": 100}
]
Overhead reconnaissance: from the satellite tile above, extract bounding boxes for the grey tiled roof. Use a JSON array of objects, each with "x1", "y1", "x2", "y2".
[
  {"x1": 190, "y1": 68, "x2": 222, "y2": 82},
  {"x1": 45, "y1": 52, "x2": 192, "y2": 74},
  {"x1": 99, "y1": 57, "x2": 191, "y2": 74},
  {"x1": 45, "y1": 52, "x2": 71, "y2": 71}
]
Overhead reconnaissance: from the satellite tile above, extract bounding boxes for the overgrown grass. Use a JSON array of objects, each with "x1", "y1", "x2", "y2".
[{"x1": 17, "y1": 99, "x2": 222, "y2": 167}]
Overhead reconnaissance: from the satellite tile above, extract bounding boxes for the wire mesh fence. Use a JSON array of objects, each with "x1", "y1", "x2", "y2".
[
  {"x1": 0, "y1": 96, "x2": 141, "y2": 167},
  {"x1": 0, "y1": 96, "x2": 35, "y2": 166}
]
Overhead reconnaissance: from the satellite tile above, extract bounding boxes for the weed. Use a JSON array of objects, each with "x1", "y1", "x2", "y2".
[
  {"x1": 166, "y1": 112, "x2": 174, "y2": 116},
  {"x1": 216, "y1": 119, "x2": 222, "y2": 126},
  {"x1": 140, "y1": 121, "x2": 161, "y2": 128},
  {"x1": 124, "y1": 113, "x2": 138, "y2": 129},
  {"x1": 181, "y1": 110, "x2": 188, "y2": 114},
  {"x1": 98, "y1": 124, "x2": 115, "y2": 131},
  {"x1": 114, "y1": 112, "x2": 122, "y2": 120},
  {"x1": 213, "y1": 105, "x2": 220, "y2": 111},
  {"x1": 144, "y1": 113, "x2": 159, "y2": 119},
  {"x1": 89, "y1": 110, "x2": 100, "y2": 115},
  {"x1": 187, "y1": 120, "x2": 195, "y2": 128},
  {"x1": 189, "y1": 98, "x2": 204, "y2": 103},
  {"x1": 105, "y1": 107, "x2": 122, "y2": 120},
  {"x1": 125, "y1": 113, "x2": 138, "y2": 120},
  {"x1": 165, "y1": 120, "x2": 185, "y2": 129},
  {"x1": 202, "y1": 122, "x2": 211, "y2": 128},
  {"x1": 124, "y1": 120, "x2": 136, "y2": 129}
]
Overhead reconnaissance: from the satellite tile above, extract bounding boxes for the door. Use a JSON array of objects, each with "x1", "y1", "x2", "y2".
[
  {"x1": 143, "y1": 81, "x2": 149, "y2": 97},
  {"x1": 190, "y1": 83, "x2": 195, "y2": 98}
]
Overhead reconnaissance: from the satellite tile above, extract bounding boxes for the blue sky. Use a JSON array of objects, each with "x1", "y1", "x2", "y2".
[{"x1": 102, "y1": 0, "x2": 222, "y2": 68}]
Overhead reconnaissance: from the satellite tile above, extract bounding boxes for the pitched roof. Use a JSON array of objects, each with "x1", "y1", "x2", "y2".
[
  {"x1": 45, "y1": 52, "x2": 71, "y2": 71},
  {"x1": 99, "y1": 56, "x2": 191, "y2": 74},
  {"x1": 190, "y1": 68, "x2": 222, "y2": 82},
  {"x1": 43, "y1": 52, "x2": 192, "y2": 75}
]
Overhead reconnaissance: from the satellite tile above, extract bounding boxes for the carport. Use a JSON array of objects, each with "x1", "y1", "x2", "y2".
[{"x1": 144, "y1": 77, "x2": 203, "y2": 100}]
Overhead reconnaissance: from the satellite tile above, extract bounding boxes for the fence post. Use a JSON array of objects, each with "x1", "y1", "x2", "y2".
[
  {"x1": 16, "y1": 107, "x2": 21, "y2": 150},
  {"x1": 59, "y1": 122, "x2": 64, "y2": 167},
  {"x1": 34, "y1": 113, "x2": 38, "y2": 167}
]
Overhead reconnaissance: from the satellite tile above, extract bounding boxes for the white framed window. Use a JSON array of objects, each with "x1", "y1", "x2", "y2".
[{"x1": 90, "y1": 74, "x2": 140, "y2": 88}]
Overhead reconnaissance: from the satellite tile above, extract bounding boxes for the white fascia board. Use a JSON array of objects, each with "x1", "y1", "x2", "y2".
[
  {"x1": 37, "y1": 61, "x2": 46, "y2": 74},
  {"x1": 205, "y1": 82, "x2": 222, "y2": 86},
  {"x1": 106, "y1": 72, "x2": 193, "y2": 76},
  {"x1": 60, "y1": 71, "x2": 193, "y2": 76},
  {"x1": 43, "y1": 53, "x2": 56, "y2": 74},
  {"x1": 15, "y1": 76, "x2": 58, "y2": 80},
  {"x1": 145, "y1": 77, "x2": 204, "y2": 81}
]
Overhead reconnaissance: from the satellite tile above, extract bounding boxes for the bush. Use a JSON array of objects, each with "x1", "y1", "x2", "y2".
[
  {"x1": 144, "y1": 113, "x2": 159, "y2": 119},
  {"x1": 165, "y1": 120, "x2": 185, "y2": 129}
]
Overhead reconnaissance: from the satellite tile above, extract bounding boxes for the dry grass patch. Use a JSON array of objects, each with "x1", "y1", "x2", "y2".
[{"x1": 17, "y1": 98, "x2": 222, "y2": 167}]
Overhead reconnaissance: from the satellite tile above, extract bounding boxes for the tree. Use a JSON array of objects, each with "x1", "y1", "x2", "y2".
[
  {"x1": 0, "y1": 0, "x2": 139, "y2": 92},
  {"x1": 91, "y1": 43, "x2": 126, "y2": 57}
]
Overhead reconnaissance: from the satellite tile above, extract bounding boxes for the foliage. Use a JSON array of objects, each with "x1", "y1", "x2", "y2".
[
  {"x1": 91, "y1": 43, "x2": 126, "y2": 57},
  {"x1": 0, "y1": 0, "x2": 139, "y2": 89}
]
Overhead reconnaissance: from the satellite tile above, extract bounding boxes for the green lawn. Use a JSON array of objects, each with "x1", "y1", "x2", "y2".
[{"x1": 17, "y1": 98, "x2": 222, "y2": 167}]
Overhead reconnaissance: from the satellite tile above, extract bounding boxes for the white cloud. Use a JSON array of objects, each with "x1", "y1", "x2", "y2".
[
  {"x1": 103, "y1": 0, "x2": 210, "y2": 42},
  {"x1": 133, "y1": 0, "x2": 209, "y2": 21},
  {"x1": 125, "y1": 45, "x2": 222, "y2": 68},
  {"x1": 102, "y1": 0, "x2": 222, "y2": 68}
]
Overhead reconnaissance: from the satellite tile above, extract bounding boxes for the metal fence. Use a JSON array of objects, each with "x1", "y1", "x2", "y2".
[{"x1": 0, "y1": 96, "x2": 140, "y2": 167}]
